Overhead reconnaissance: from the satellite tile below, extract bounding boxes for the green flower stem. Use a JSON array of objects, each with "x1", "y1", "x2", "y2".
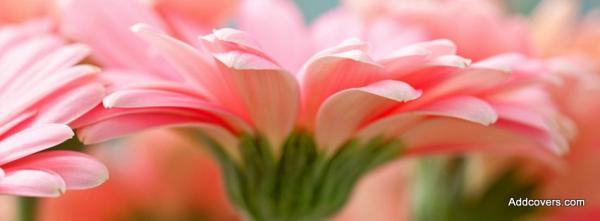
[
  {"x1": 193, "y1": 130, "x2": 404, "y2": 221},
  {"x1": 413, "y1": 157, "x2": 467, "y2": 221},
  {"x1": 412, "y1": 156, "x2": 541, "y2": 221},
  {"x1": 18, "y1": 197, "x2": 37, "y2": 221}
]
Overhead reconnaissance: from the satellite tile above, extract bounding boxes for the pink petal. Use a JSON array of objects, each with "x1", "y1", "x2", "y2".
[
  {"x1": 0, "y1": 169, "x2": 66, "y2": 197},
  {"x1": 357, "y1": 96, "x2": 498, "y2": 141},
  {"x1": 103, "y1": 88, "x2": 206, "y2": 109},
  {"x1": 378, "y1": 40, "x2": 470, "y2": 79},
  {"x1": 356, "y1": 113, "x2": 426, "y2": 142},
  {"x1": 5, "y1": 151, "x2": 108, "y2": 190},
  {"x1": 403, "y1": 67, "x2": 510, "y2": 106},
  {"x1": 0, "y1": 124, "x2": 73, "y2": 165},
  {"x1": 76, "y1": 109, "x2": 232, "y2": 144},
  {"x1": 316, "y1": 80, "x2": 421, "y2": 150},
  {"x1": 102, "y1": 86, "x2": 252, "y2": 133},
  {"x1": 32, "y1": 82, "x2": 104, "y2": 126},
  {"x1": 0, "y1": 110, "x2": 35, "y2": 138},
  {"x1": 135, "y1": 26, "x2": 300, "y2": 147},
  {"x1": 201, "y1": 28, "x2": 279, "y2": 65},
  {"x1": 59, "y1": 0, "x2": 172, "y2": 77},
  {"x1": 213, "y1": 56, "x2": 300, "y2": 148},
  {"x1": 0, "y1": 64, "x2": 99, "y2": 126},
  {"x1": 130, "y1": 24, "x2": 218, "y2": 96},
  {"x1": 299, "y1": 42, "x2": 386, "y2": 128},
  {"x1": 0, "y1": 44, "x2": 90, "y2": 103},
  {"x1": 0, "y1": 35, "x2": 63, "y2": 92},
  {"x1": 399, "y1": 118, "x2": 563, "y2": 168},
  {"x1": 237, "y1": 0, "x2": 311, "y2": 72},
  {"x1": 414, "y1": 96, "x2": 498, "y2": 126}
]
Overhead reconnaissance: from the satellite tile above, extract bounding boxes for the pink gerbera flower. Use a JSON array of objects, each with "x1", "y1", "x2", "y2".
[
  {"x1": 60, "y1": 0, "x2": 571, "y2": 220},
  {"x1": 0, "y1": 22, "x2": 107, "y2": 197}
]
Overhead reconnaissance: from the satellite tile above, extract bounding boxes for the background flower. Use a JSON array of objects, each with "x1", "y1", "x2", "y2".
[{"x1": 0, "y1": 21, "x2": 107, "y2": 197}]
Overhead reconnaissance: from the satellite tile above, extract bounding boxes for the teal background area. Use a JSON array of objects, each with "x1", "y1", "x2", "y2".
[{"x1": 293, "y1": 0, "x2": 600, "y2": 22}]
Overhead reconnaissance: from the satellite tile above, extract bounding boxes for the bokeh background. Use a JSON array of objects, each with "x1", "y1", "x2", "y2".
[{"x1": 293, "y1": 0, "x2": 600, "y2": 22}]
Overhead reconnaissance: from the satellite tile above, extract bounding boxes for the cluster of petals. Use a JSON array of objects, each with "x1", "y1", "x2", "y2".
[
  {"x1": 0, "y1": 21, "x2": 107, "y2": 197},
  {"x1": 62, "y1": 0, "x2": 572, "y2": 167}
]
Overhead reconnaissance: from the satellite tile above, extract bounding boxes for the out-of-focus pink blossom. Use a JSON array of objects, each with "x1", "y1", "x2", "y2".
[
  {"x1": 341, "y1": 0, "x2": 532, "y2": 61},
  {"x1": 39, "y1": 129, "x2": 240, "y2": 221},
  {"x1": 0, "y1": 0, "x2": 56, "y2": 24},
  {"x1": 151, "y1": 0, "x2": 238, "y2": 28},
  {"x1": 0, "y1": 21, "x2": 107, "y2": 197},
  {"x1": 63, "y1": 0, "x2": 570, "y2": 168},
  {"x1": 531, "y1": 0, "x2": 600, "y2": 70},
  {"x1": 532, "y1": 59, "x2": 600, "y2": 220}
]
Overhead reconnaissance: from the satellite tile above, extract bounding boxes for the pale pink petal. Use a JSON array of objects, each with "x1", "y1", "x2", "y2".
[
  {"x1": 101, "y1": 86, "x2": 253, "y2": 133},
  {"x1": 378, "y1": 40, "x2": 471, "y2": 79},
  {"x1": 402, "y1": 67, "x2": 510, "y2": 106},
  {"x1": 0, "y1": 44, "x2": 90, "y2": 103},
  {"x1": 213, "y1": 53, "x2": 300, "y2": 148},
  {"x1": 0, "y1": 124, "x2": 73, "y2": 165},
  {"x1": 316, "y1": 80, "x2": 421, "y2": 149},
  {"x1": 0, "y1": 169, "x2": 66, "y2": 197},
  {"x1": 237, "y1": 0, "x2": 311, "y2": 72},
  {"x1": 299, "y1": 42, "x2": 386, "y2": 128},
  {"x1": 357, "y1": 96, "x2": 498, "y2": 141},
  {"x1": 32, "y1": 82, "x2": 104, "y2": 126},
  {"x1": 201, "y1": 28, "x2": 279, "y2": 64},
  {"x1": 399, "y1": 118, "x2": 564, "y2": 168},
  {"x1": 412, "y1": 96, "x2": 498, "y2": 126},
  {"x1": 0, "y1": 110, "x2": 35, "y2": 138},
  {"x1": 0, "y1": 35, "x2": 63, "y2": 91},
  {"x1": 103, "y1": 88, "x2": 207, "y2": 109},
  {"x1": 131, "y1": 24, "x2": 218, "y2": 96},
  {"x1": 136, "y1": 26, "x2": 300, "y2": 147},
  {"x1": 59, "y1": 0, "x2": 173, "y2": 78},
  {"x1": 0, "y1": 64, "x2": 99, "y2": 126},
  {"x1": 356, "y1": 113, "x2": 427, "y2": 141},
  {"x1": 76, "y1": 109, "x2": 232, "y2": 144},
  {"x1": 5, "y1": 151, "x2": 108, "y2": 189}
]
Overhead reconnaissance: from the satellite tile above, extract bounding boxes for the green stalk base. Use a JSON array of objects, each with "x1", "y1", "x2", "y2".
[
  {"x1": 18, "y1": 197, "x2": 37, "y2": 221},
  {"x1": 197, "y1": 131, "x2": 403, "y2": 221}
]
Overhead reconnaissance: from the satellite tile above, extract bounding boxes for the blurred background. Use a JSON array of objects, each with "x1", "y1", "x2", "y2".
[{"x1": 293, "y1": 0, "x2": 600, "y2": 22}]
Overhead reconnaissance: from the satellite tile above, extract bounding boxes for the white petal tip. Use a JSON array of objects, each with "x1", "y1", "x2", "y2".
[{"x1": 130, "y1": 23, "x2": 151, "y2": 33}]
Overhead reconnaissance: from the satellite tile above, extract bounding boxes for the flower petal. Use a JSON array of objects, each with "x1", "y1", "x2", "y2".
[
  {"x1": 0, "y1": 124, "x2": 73, "y2": 165},
  {"x1": 76, "y1": 108, "x2": 233, "y2": 144},
  {"x1": 5, "y1": 151, "x2": 108, "y2": 190},
  {"x1": 316, "y1": 80, "x2": 421, "y2": 149},
  {"x1": 0, "y1": 169, "x2": 65, "y2": 197},
  {"x1": 299, "y1": 42, "x2": 386, "y2": 127},
  {"x1": 237, "y1": 0, "x2": 311, "y2": 71},
  {"x1": 213, "y1": 54, "x2": 300, "y2": 148},
  {"x1": 59, "y1": 0, "x2": 171, "y2": 77}
]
